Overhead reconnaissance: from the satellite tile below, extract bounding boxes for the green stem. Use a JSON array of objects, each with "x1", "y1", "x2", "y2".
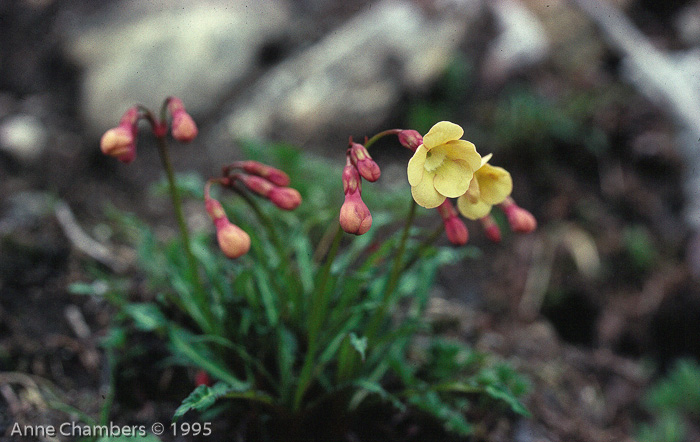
[
  {"x1": 364, "y1": 129, "x2": 401, "y2": 149},
  {"x1": 155, "y1": 135, "x2": 213, "y2": 333},
  {"x1": 365, "y1": 200, "x2": 417, "y2": 342},
  {"x1": 293, "y1": 224, "x2": 343, "y2": 411}
]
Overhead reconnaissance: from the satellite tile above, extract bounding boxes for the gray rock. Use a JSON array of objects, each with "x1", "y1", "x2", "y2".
[
  {"x1": 0, "y1": 114, "x2": 48, "y2": 163},
  {"x1": 217, "y1": 0, "x2": 482, "y2": 158},
  {"x1": 65, "y1": 0, "x2": 292, "y2": 134}
]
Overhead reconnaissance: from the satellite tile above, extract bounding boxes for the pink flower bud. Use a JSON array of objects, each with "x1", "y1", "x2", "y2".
[
  {"x1": 100, "y1": 126, "x2": 136, "y2": 163},
  {"x1": 268, "y1": 187, "x2": 302, "y2": 210},
  {"x1": 501, "y1": 198, "x2": 537, "y2": 234},
  {"x1": 205, "y1": 196, "x2": 226, "y2": 221},
  {"x1": 397, "y1": 130, "x2": 423, "y2": 151},
  {"x1": 480, "y1": 215, "x2": 501, "y2": 243},
  {"x1": 239, "y1": 174, "x2": 275, "y2": 197},
  {"x1": 215, "y1": 217, "x2": 250, "y2": 259},
  {"x1": 349, "y1": 142, "x2": 381, "y2": 182},
  {"x1": 237, "y1": 161, "x2": 290, "y2": 187},
  {"x1": 168, "y1": 97, "x2": 198, "y2": 142},
  {"x1": 342, "y1": 162, "x2": 361, "y2": 195},
  {"x1": 100, "y1": 107, "x2": 139, "y2": 163},
  {"x1": 437, "y1": 200, "x2": 468, "y2": 245},
  {"x1": 339, "y1": 192, "x2": 372, "y2": 235},
  {"x1": 444, "y1": 216, "x2": 469, "y2": 245}
]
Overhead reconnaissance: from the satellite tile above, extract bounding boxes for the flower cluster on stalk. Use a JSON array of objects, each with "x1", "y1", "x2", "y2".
[{"x1": 341, "y1": 121, "x2": 536, "y2": 244}]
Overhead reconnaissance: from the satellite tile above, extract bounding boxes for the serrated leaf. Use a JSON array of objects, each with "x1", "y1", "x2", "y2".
[{"x1": 174, "y1": 383, "x2": 241, "y2": 420}]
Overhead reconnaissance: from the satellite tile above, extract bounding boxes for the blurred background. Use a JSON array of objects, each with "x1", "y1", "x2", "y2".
[{"x1": 2, "y1": 0, "x2": 700, "y2": 440}]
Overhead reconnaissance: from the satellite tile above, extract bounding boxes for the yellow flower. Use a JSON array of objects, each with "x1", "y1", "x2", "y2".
[
  {"x1": 456, "y1": 154, "x2": 513, "y2": 220},
  {"x1": 407, "y1": 121, "x2": 481, "y2": 208}
]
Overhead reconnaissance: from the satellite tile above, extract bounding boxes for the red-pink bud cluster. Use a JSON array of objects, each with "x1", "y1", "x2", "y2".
[
  {"x1": 100, "y1": 107, "x2": 139, "y2": 163},
  {"x1": 234, "y1": 160, "x2": 290, "y2": 187},
  {"x1": 437, "y1": 200, "x2": 468, "y2": 245},
  {"x1": 348, "y1": 141, "x2": 381, "y2": 182},
  {"x1": 167, "y1": 97, "x2": 198, "y2": 142},
  {"x1": 205, "y1": 185, "x2": 250, "y2": 259},
  {"x1": 339, "y1": 159, "x2": 372, "y2": 235},
  {"x1": 236, "y1": 174, "x2": 301, "y2": 211}
]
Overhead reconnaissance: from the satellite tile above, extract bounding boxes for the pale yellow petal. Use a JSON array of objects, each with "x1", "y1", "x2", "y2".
[
  {"x1": 438, "y1": 140, "x2": 482, "y2": 172},
  {"x1": 480, "y1": 153, "x2": 493, "y2": 168},
  {"x1": 433, "y1": 160, "x2": 472, "y2": 198},
  {"x1": 476, "y1": 164, "x2": 513, "y2": 204},
  {"x1": 411, "y1": 172, "x2": 445, "y2": 208},
  {"x1": 422, "y1": 121, "x2": 463, "y2": 150},
  {"x1": 457, "y1": 194, "x2": 492, "y2": 220},
  {"x1": 407, "y1": 144, "x2": 428, "y2": 186}
]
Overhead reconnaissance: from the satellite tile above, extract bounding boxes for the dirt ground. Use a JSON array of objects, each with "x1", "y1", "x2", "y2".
[{"x1": 2, "y1": 1, "x2": 700, "y2": 441}]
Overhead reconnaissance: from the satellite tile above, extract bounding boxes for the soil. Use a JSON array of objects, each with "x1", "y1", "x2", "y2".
[{"x1": 2, "y1": 1, "x2": 700, "y2": 441}]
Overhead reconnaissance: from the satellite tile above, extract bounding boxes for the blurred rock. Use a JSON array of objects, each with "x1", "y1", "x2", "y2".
[
  {"x1": 217, "y1": 0, "x2": 481, "y2": 158},
  {"x1": 65, "y1": 0, "x2": 292, "y2": 134},
  {"x1": 482, "y1": 0, "x2": 548, "y2": 86},
  {"x1": 0, "y1": 114, "x2": 48, "y2": 163}
]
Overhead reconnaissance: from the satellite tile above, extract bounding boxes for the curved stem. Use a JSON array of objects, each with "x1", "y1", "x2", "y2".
[
  {"x1": 364, "y1": 129, "x2": 401, "y2": 149},
  {"x1": 155, "y1": 135, "x2": 213, "y2": 333}
]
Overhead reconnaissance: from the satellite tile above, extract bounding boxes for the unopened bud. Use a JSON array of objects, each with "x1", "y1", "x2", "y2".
[
  {"x1": 349, "y1": 142, "x2": 381, "y2": 182},
  {"x1": 205, "y1": 196, "x2": 226, "y2": 221},
  {"x1": 480, "y1": 215, "x2": 501, "y2": 243},
  {"x1": 168, "y1": 97, "x2": 198, "y2": 142},
  {"x1": 240, "y1": 174, "x2": 275, "y2": 197},
  {"x1": 444, "y1": 216, "x2": 468, "y2": 245},
  {"x1": 100, "y1": 126, "x2": 136, "y2": 163},
  {"x1": 397, "y1": 130, "x2": 423, "y2": 151},
  {"x1": 342, "y1": 162, "x2": 361, "y2": 195},
  {"x1": 501, "y1": 198, "x2": 537, "y2": 234},
  {"x1": 268, "y1": 187, "x2": 301, "y2": 210},
  {"x1": 339, "y1": 192, "x2": 372, "y2": 235},
  {"x1": 237, "y1": 161, "x2": 290, "y2": 186},
  {"x1": 100, "y1": 107, "x2": 139, "y2": 163},
  {"x1": 215, "y1": 218, "x2": 251, "y2": 259},
  {"x1": 437, "y1": 200, "x2": 468, "y2": 245}
]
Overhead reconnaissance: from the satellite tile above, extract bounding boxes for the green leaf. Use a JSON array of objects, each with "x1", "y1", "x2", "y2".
[
  {"x1": 174, "y1": 382, "x2": 243, "y2": 420},
  {"x1": 123, "y1": 303, "x2": 168, "y2": 332},
  {"x1": 168, "y1": 327, "x2": 248, "y2": 390},
  {"x1": 349, "y1": 333, "x2": 368, "y2": 362}
]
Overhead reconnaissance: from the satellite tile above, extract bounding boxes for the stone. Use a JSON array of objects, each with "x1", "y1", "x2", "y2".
[{"x1": 65, "y1": 0, "x2": 292, "y2": 134}]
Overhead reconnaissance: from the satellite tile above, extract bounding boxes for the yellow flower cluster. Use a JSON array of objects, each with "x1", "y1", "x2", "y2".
[{"x1": 407, "y1": 121, "x2": 513, "y2": 219}]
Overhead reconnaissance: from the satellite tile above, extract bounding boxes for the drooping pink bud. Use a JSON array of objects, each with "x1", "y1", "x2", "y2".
[
  {"x1": 342, "y1": 160, "x2": 361, "y2": 195},
  {"x1": 239, "y1": 174, "x2": 275, "y2": 197},
  {"x1": 349, "y1": 142, "x2": 381, "y2": 182},
  {"x1": 339, "y1": 191, "x2": 372, "y2": 235},
  {"x1": 215, "y1": 217, "x2": 250, "y2": 259},
  {"x1": 268, "y1": 187, "x2": 302, "y2": 210},
  {"x1": 168, "y1": 97, "x2": 198, "y2": 142},
  {"x1": 437, "y1": 200, "x2": 468, "y2": 245},
  {"x1": 100, "y1": 107, "x2": 139, "y2": 163},
  {"x1": 480, "y1": 214, "x2": 501, "y2": 243},
  {"x1": 397, "y1": 130, "x2": 423, "y2": 152},
  {"x1": 205, "y1": 196, "x2": 226, "y2": 221},
  {"x1": 501, "y1": 197, "x2": 537, "y2": 234},
  {"x1": 236, "y1": 160, "x2": 290, "y2": 187}
]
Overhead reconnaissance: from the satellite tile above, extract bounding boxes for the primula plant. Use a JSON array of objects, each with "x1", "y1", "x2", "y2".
[{"x1": 87, "y1": 96, "x2": 536, "y2": 440}]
